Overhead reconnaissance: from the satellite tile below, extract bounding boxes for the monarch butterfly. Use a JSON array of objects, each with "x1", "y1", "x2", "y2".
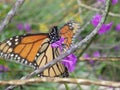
[{"x1": 0, "y1": 21, "x2": 79, "y2": 77}]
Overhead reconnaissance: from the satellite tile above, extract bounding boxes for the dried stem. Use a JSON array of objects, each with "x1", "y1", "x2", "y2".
[
  {"x1": 1, "y1": 78, "x2": 120, "y2": 88},
  {"x1": 0, "y1": 0, "x2": 25, "y2": 32},
  {"x1": 79, "y1": 57, "x2": 120, "y2": 61}
]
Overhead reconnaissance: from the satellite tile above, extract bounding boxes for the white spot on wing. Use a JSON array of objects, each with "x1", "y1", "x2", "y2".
[{"x1": 15, "y1": 39, "x2": 18, "y2": 41}]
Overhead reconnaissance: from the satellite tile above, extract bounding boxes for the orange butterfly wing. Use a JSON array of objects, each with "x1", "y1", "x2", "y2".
[
  {"x1": 0, "y1": 34, "x2": 49, "y2": 67},
  {"x1": 13, "y1": 34, "x2": 48, "y2": 63}
]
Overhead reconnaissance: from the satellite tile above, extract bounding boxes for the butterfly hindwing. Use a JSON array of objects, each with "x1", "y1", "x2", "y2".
[{"x1": 36, "y1": 43, "x2": 69, "y2": 77}]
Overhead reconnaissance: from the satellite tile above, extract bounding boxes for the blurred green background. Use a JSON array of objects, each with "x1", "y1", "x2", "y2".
[{"x1": 0, "y1": 0, "x2": 120, "y2": 90}]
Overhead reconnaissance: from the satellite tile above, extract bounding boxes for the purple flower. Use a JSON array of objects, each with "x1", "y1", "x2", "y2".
[
  {"x1": 98, "y1": 22, "x2": 113, "y2": 35},
  {"x1": 24, "y1": 23, "x2": 31, "y2": 32},
  {"x1": 16, "y1": 23, "x2": 24, "y2": 30},
  {"x1": 83, "y1": 51, "x2": 101, "y2": 65},
  {"x1": 62, "y1": 54, "x2": 77, "y2": 72},
  {"x1": 114, "y1": 46, "x2": 120, "y2": 51},
  {"x1": 111, "y1": 0, "x2": 118, "y2": 5},
  {"x1": 83, "y1": 53, "x2": 94, "y2": 65},
  {"x1": 93, "y1": 51, "x2": 101, "y2": 57},
  {"x1": 115, "y1": 23, "x2": 120, "y2": 31},
  {"x1": 91, "y1": 14, "x2": 102, "y2": 27},
  {"x1": 17, "y1": 23, "x2": 32, "y2": 32},
  {"x1": 51, "y1": 37, "x2": 64, "y2": 51},
  {"x1": 91, "y1": 14, "x2": 113, "y2": 35},
  {"x1": 0, "y1": 65, "x2": 9, "y2": 73},
  {"x1": 97, "y1": 0, "x2": 118, "y2": 5}
]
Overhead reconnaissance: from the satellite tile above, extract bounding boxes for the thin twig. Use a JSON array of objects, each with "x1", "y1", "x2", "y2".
[
  {"x1": 1, "y1": 78, "x2": 120, "y2": 88},
  {"x1": 78, "y1": 1, "x2": 120, "y2": 17},
  {"x1": 0, "y1": 0, "x2": 25, "y2": 32},
  {"x1": 90, "y1": 42, "x2": 120, "y2": 50},
  {"x1": 79, "y1": 57, "x2": 120, "y2": 61},
  {"x1": 5, "y1": 0, "x2": 110, "y2": 90}
]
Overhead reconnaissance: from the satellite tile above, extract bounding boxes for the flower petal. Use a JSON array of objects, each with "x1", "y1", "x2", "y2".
[
  {"x1": 0, "y1": 65, "x2": 9, "y2": 74},
  {"x1": 98, "y1": 22, "x2": 113, "y2": 35},
  {"x1": 93, "y1": 51, "x2": 101, "y2": 57},
  {"x1": 24, "y1": 23, "x2": 31, "y2": 32},
  {"x1": 115, "y1": 23, "x2": 120, "y2": 31},
  {"x1": 51, "y1": 37, "x2": 65, "y2": 51},
  {"x1": 16, "y1": 23, "x2": 24, "y2": 30},
  {"x1": 62, "y1": 54, "x2": 77, "y2": 72},
  {"x1": 91, "y1": 14, "x2": 102, "y2": 27},
  {"x1": 112, "y1": 0, "x2": 118, "y2": 5}
]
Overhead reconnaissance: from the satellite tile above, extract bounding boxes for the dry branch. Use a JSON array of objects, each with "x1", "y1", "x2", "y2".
[
  {"x1": 1, "y1": 78, "x2": 120, "y2": 88},
  {"x1": 0, "y1": 0, "x2": 25, "y2": 32},
  {"x1": 79, "y1": 57, "x2": 120, "y2": 61}
]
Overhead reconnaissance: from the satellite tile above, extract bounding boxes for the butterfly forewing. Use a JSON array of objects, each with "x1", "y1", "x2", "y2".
[{"x1": 0, "y1": 34, "x2": 49, "y2": 67}]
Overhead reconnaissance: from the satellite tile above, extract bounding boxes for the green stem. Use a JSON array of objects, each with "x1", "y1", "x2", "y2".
[{"x1": 64, "y1": 83, "x2": 70, "y2": 90}]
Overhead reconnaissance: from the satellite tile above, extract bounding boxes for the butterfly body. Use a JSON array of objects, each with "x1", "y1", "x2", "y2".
[{"x1": 0, "y1": 21, "x2": 79, "y2": 77}]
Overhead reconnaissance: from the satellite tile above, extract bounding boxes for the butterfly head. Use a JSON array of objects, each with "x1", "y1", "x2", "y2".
[
  {"x1": 60, "y1": 21, "x2": 80, "y2": 35},
  {"x1": 49, "y1": 26, "x2": 60, "y2": 44},
  {"x1": 59, "y1": 21, "x2": 80, "y2": 48}
]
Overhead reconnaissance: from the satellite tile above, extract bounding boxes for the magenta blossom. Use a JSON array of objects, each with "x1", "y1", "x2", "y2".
[
  {"x1": 83, "y1": 53, "x2": 94, "y2": 65},
  {"x1": 91, "y1": 14, "x2": 113, "y2": 35},
  {"x1": 114, "y1": 46, "x2": 120, "y2": 51},
  {"x1": 51, "y1": 37, "x2": 77, "y2": 72},
  {"x1": 91, "y1": 14, "x2": 102, "y2": 27},
  {"x1": 24, "y1": 23, "x2": 31, "y2": 32},
  {"x1": 51, "y1": 37, "x2": 64, "y2": 51},
  {"x1": 16, "y1": 23, "x2": 31, "y2": 32},
  {"x1": 0, "y1": 65, "x2": 9, "y2": 73},
  {"x1": 62, "y1": 54, "x2": 77, "y2": 72},
  {"x1": 97, "y1": 0, "x2": 118, "y2": 5},
  {"x1": 93, "y1": 51, "x2": 101, "y2": 57},
  {"x1": 111, "y1": 0, "x2": 118, "y2": 5},
  {"x1": 16, "y1": 23, "x2": 24, "y2": 30},
  {"x1": 98, "y1": 22, "x2": 113, "y2": 35},
  {"x1": 115, "y1": 23, "x2": 120, "y2": 31},
  {"x1": 83, "y1": 51, "x2": 101, "y2": 65}
]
